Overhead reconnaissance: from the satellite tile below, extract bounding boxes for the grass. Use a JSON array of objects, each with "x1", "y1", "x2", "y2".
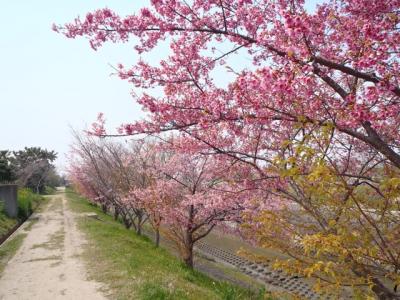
[
  {"x1": 141, "y1": 223, "x2": 267, "y2": 292},
  {"x1": 23, "y1": 216, "x2": 39, "y2": 232},
  {"x1": 17, "y1": 188, "x2": 44, "y2": 219},
  {"x1": 0, "y1": 189, "x2": 52, "y2": 277},
  {"x1": 0, "y1": 233, "x2": 26, "y2": 276},
  {"x1": 67, "y1": 190, "x2": 269, "y2": 300},
  {"x1": 34, "y1": 195, "x2": 51, "y2": 214},
  {"x1": 0, "y1": 205, "x2": 18, "y2": 238},
  {"x1": 0, "y1": 188, "x2": 50, "y2": 241},
  {"x1": 43, "y1": 186, "x2": 57, "y2": 195},
  {"x1": 47, "y1": 195, "x2": 63, "y2": 213},
  {"x1": 31, "y1": 227, "x2": 65, "y2": 251},
  {"x1": 24, "y1": 254, "x2": 62, "y2": 263},
  {"x1": 196, "y1": 255, "x2": 265, "y2": 290}
]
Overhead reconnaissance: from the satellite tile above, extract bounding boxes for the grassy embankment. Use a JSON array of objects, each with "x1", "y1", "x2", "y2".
[{"x1": 67, "y1": 190, "x2": 269, "y2": 300}]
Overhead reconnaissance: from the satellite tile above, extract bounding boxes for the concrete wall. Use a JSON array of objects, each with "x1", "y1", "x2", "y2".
[{"x1": 0, "y1": 184, "x2": 18, "y2": 218}]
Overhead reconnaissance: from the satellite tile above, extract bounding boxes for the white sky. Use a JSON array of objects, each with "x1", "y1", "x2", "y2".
[
  {"x1": 0, "y1": 1, "x2": 321, "y2": 173},
  {"x1": 0, "y1": 1, "x2": 150, "y2": 172}
]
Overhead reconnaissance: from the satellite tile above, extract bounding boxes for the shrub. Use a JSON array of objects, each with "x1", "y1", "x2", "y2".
[
  {"x1": 17, "y1": 188, "x2": 42, "y2": 219},
  {"x1": 0, "y1": 202, "x2": 17, "y2": 238},
  {"x1": 43, "y1": 186, "x2": 56, "y2": 195}
]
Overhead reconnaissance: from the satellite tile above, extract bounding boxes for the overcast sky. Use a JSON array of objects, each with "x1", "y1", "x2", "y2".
[{"x1": 0, "y1": 1, "x2": 320, "y2": 173}]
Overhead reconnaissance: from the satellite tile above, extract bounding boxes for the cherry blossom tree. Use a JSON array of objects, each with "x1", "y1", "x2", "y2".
[
  {"x1": 128, "y1": 142, "x2": 171, "y2": 247},
  {"x1": 146, "y1": 148, "x2": 245, "y2": 268},
  {"x1": 68, "y1": 132, "x2": 143, "y2": 229},
  {"x1": 58, "y1": 1, "x2": 400, "y2": 297},
  {"x1": 120, "y1": 140, "x2": 159, "y2": 235},
  {"x1": 69, "y1": 134, "x2": 245, "y2": 267},
  {"x1": 130, "y1": 181, "x2": 165, "y2": 247}
]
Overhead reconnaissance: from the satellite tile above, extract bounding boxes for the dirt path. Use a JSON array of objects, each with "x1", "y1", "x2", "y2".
[{"x1": 0, "y1": 190, "x2": 107, "y2": 300}]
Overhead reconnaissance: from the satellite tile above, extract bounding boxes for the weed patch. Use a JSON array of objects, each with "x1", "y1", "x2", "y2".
[
  {"x1": 30, "y1": 228, "x2": 65, "y2": 251},
  {"x1": 0, "y1": 234, "x2": 26, "y2": 276}
]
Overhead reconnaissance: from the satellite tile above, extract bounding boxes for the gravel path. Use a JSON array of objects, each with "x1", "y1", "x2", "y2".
[{"x1": 0, "y1": 190, "x2": 107, "y2": 300}]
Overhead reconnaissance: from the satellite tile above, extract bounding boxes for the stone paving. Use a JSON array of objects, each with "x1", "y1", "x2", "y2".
[
  {"x1": 195, "y1": 241, "x2": 331, "y2": 299},
  {"x1": 143, "y1": 226, "x2": 352, "y2": 299}
]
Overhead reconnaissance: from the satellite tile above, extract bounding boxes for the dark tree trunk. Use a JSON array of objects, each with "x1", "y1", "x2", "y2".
[
  {"x1": 136, "y1": 214, "x2": 142, "y2": 235},
  {"x1": 113, "y1": 207, "x2": 119, "y2": 220},
  {"x1": 182, "y1": 205, "x2": 195, "y2": 268},
  {"x1": 183, "y1": 243, "x2": 194, "y2": 268},
  {"x1": 101, "y1": 203, "x2": 107, "y2": 213},
  {"x1": 155, "y1": 228, "x2": 160, "y2": 247},
  {"x1": 183, "y1": 229, "x2": 194, "y2": 268},
  {"x1": 122, "y1": 215, "x2": 131, "y2": 229}
]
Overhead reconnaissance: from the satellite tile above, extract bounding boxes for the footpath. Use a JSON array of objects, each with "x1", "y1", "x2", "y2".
[{"x1": 0, "y1": 190, "x2": 106, "y2": 300}]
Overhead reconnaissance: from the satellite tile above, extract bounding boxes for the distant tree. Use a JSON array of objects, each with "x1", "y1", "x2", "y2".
[
  {"x1": 12, "y1": 147, "x2": 57, "y2": 193},
  {"x1": 12, "y1": 147, "x2": 57, "y2": 168},
  {"x1": 0, "y1": 150, "x2": 14, "y2": 183},
  {"x1": 45, "y1": 168, "x2": 62, "y2": 188}
]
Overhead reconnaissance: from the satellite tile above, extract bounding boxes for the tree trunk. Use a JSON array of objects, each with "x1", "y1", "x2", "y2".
[
  {"x1": 136, "y1": 215, "x2": 142, "y2": 235},
  {"x1": 155, "y1": 228, "x2": 160, "y2": 247},
  {"x1": 35, "y1": 175, "x2": 45, "y2": 194},
  {"x1": 183, "y1": 244, "x2": 194, "y2": 268},
  {"x1": 122, "y1": 215, "x2": 131, "y2": 229},
  {"x1": 113, "y1": 207, "x2": 119, "y2": 220},
  {"x1": 182, "y1": 205, "x2": 195, "y2": 268},
  {"x1": 183, "y1": 229, "x2": 194, "y2": 268},
  {"x1": 101, "y1": 203, "x2": 107, "y2": 213}
]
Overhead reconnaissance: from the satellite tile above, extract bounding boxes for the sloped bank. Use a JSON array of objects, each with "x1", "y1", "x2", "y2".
[{"x1": 67, "y1": 190, "x2": 268, "y2": 300}]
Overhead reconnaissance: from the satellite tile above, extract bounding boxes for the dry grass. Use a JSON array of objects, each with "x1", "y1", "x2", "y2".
[{"x1": 30, "y1": 228, "x2": 65, "y2": 251}]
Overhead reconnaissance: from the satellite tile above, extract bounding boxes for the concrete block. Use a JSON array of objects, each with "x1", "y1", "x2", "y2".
[{"x1": 0, "y1": 184, "x2": 18, "y2": 218}]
